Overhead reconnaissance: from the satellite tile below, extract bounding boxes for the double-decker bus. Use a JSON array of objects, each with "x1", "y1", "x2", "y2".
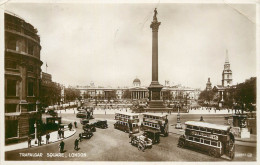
[
  {"x1": 114, "y1": 112, "x2": 140, "y2": 133},
  {"x1": 178, "y1": 121, "x2": 235, "y2": 159},
  {"x1": 141, "y1": 113, "x2": 169, "y2": 137}
]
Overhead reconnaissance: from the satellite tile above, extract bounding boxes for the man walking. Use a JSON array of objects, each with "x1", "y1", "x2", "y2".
[
  {"x1": 46, "y1": 133, "x2": 50, "y2": 144},
  {"x1": 79, "y1": 133, "x2": 82, "y2": 142},
  {"x1": 74, "y1": 121, "x2": 77, "y2": 128},
  {"x1": 38, "y1": 135, "x2": 42, "y2": 146},
  {"x1": 59, "y1": 140, "x2": 65, "y2": 153},
  {"x1": 74, "y1": 139, "x2": 79, "y2": 150},
  {"x1": 28, "y1": 137, "x2": 31, "y2": 148}
]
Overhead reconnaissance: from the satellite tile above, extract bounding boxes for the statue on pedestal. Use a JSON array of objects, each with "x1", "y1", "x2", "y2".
[{"x1": 153, "y1": 8, "x2": 158, "y2": 21}]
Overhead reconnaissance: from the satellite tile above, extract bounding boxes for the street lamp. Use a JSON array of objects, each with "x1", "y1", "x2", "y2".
[
  {"x1": 34, "y1": 100, "x2": 40, "y2": 144},
  {"x1": 175, "y1": 102, "x2": 182, "y2": 129}
]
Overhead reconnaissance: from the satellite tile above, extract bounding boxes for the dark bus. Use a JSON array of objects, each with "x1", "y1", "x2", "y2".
[{"x1": 178, "y1": 121, "x2": 235, "y2": 159}]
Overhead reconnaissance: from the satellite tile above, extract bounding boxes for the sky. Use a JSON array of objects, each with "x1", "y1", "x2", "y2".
[{"x1": 4, "y1": 2, "x2": 256, "y2": 89}]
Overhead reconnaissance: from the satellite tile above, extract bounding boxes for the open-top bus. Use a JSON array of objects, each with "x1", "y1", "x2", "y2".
[
  {"x1": 141, "y1": 113, "x2": 169, "y2": 137},
  {"x1": 114, "y1": 112, "x2": 140, "y2": 133},
  {"x1": 178, "y1": 121, "x2": 235, "y2": 159}
]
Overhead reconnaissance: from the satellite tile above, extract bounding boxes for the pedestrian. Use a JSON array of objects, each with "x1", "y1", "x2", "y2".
[
  {"x1": 46, "y1": 133, "x2": 50, "y2": 144},
  {"x1": 74, "y1": 138, "x2": 79, "y2": 150},
  {"x1": 28, "y1": 137, "x2": 31, "y2": 148},
  {"x1": 200, "y1": 116, "x2": 204, "y2": 121},
  {"x1": 58, "y1": 129, "x2": 61, "y2": 139},
  {"x1": 62, "y1": 130, "x2": 64, "y2": 138},
  {"x1": 38, "y1": 135, "x2": 42, "y2": 146},
  {"x1": 74, "y1": 121, "x2": 77, "y2": 128},
  {"x1": 69, "y1": 123, "x2": 72, "y2": 131},
  {"x1": 79, "y1": 133, "x2": 82, "y2": 142},
  {"x1": 59, "y1": 140, "x2": 65, "y2": 153}
]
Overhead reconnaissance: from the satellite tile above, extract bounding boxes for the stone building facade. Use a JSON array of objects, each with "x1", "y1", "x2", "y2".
[{"x1": 5, "y1": 12, "x2": 42, "y2": 143}]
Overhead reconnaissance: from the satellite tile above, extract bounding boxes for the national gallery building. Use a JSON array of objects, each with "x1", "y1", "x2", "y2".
[{"x1": 74, "y1": 78, "x2": 200, "y2": 101}]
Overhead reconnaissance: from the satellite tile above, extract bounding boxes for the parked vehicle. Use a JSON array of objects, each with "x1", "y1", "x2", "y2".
[
  {"x1": 94, "y1": 120, "x2": 108, "y2": 129},
  {"x1": 81, "y1": 128, "x2": 93, "y2": 139},
  {"x1": 178, "y1": 121, "x2": 235, "y2": 160},
  {"x1": 83, "y1": 123, "x2": 96, "y2": 132}
]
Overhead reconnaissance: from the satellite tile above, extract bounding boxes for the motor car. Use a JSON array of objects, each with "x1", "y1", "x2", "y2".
[
  {"x1": 81, "y1": 128, "x2": 93, "y2": 139},
  {"x1": 80, "y1": 118, "x2": 89, "y2": 125},
  {"x1": 76, "y1": 112, "x2": 87, "y2": 118},
  {"x1": 144, "y1": 130, "x2": 160, "y2": 144},
  {"x1": 130, "y1": 133, "x2": 153, "y2": 149},
  {"x1": 94, "y1": 120, "x2": 108, "y2": 129},
  {"x1": 83, "y1": 123, "x2": 96, "y2": 132}
]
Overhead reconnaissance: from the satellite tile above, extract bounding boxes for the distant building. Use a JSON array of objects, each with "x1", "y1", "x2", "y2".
[
  {"x1": 206, "y1": 78, "x2": 212, "y2": 91},
  {"x1": 5, "y1": 12, "x2": 42, "y2": 143},
  {"x1": 75, "y1": 78, "x2": 200, "y2": 102}
]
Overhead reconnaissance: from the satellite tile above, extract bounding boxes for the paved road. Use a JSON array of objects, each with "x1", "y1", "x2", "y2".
[{"x1": 5, "y1": 114, "x2": 256, "y2": 161}]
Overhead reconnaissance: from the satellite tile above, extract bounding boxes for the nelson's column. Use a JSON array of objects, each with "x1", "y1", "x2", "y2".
[{"x1": 145, "y1": 8, "x2": 171, "y2": 112}]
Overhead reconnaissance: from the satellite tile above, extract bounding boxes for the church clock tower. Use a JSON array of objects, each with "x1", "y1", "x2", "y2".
[{"x1": 222, "y1": 50, "x2": 232, "y2": 87}]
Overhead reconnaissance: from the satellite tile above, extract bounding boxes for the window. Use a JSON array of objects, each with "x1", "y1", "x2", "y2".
[
  {"x1": 194, "y1": 138, "x2": 200, "y2": 142},
  {"x1": 200, "y1": 139, "x2": 204, "y2": 143},
  {"x1": 211, "y1": 141, "x2": 218, "y2": 146},
  {"x1": 28, "y1": 65, "x2": 34, "y2": 72},
  {"x1": 206, "y1": 128, "x2": 212, "y2": 133},
  {"x1": 28, "y1": 81, "x2": 34, "y2": 96},
  {"x1": 200, "y1": 127, "x2": 206, "y2": 132},
  {"x1": 28, "y1": 104, "x2": 35, "y2": 112},
  {"x1": 5, "y1": 61, "x2": 17, "y2": 69},
  {"x1": 28, "y1": 41, "x2": 34, "y2": 55},
  {"x1": 213, "y1": 129, "x2": 221, "y2": 134},
  {"x1": 7, "y1": 79, "x2": 17, "y2": 96},
  {"x1": 188, "y1": 136, "x2": 193, "y2": 140},
  {"x1": 204, "y1": 140, "x2": 211, "y2": 145},
  {"x1": 187, "y1": 125, "x2": 192, "y2": 129},
  {"x1": 5, "y1": 119, "x2": 18, "y2": 138},
  {"x1": 5, "y1": 104, "x2": 17, "y2": 113},
  {"x1": 193, "y1": 126, "x2": 199, "y2": 130}
]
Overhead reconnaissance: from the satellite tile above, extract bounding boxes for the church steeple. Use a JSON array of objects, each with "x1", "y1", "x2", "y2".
[
  {"x1": 225, "y1": 49, "x2": 229, "y2": 63},
  {"x1": 222, "y1": 49, "x2": 232, "y2": 87}
]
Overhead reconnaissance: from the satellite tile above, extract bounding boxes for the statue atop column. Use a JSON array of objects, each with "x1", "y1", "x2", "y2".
[{"x1": 153, "y1": 8, "x2": 158, "y2": 21}]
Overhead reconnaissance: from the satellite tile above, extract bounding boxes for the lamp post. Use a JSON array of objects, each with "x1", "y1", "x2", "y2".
[
  {"x1": 175, "y1": 102, "x2": 182, "y2": 129},
  {"x1": 34, "y1": 100, "x2": 40, "y2": 144}
]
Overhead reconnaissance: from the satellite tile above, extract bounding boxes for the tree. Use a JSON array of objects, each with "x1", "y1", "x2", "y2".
[
  {"x1": 199, "y1": 89, "x2": 215, "y2": 105},
  {"x1": 162, "y1": 90, "x2": 172, "y2": 101},
  {"x1": 40, "y1": 82, "x2": 61, "y2": 106},
  {"x1": 233, "y1": 77, "x2": 256, "y2": 111},
  {"x1": 65, "y1": 87, "x2": 80, "y2": 102},
  {"x1": 106, "y1": 90, "x2": 117, "y2": 100},
  {"x1": 122, "y1": 89, "x2": 131, "y2": 99}
]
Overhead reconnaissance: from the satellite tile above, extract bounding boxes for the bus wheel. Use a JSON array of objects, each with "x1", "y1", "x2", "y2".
[
  {"x1": 178, "y1": 140, "x2": 185, "y2": 148},
  {"x1": 209, "y1": 149, "x2": 220, "y2": 158}
]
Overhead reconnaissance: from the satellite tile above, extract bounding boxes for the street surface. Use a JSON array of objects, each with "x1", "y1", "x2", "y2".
[{"x1": 5, "y1": 113, "x2": 256, "y2": 161}]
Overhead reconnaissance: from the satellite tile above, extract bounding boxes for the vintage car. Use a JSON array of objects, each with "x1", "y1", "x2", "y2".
[
  {"x1": 94, "y1": 120, "x2": 108, "y2": 129},
  {"x1": 144, "y1": 130, "x2": 160, "y2": 144},
  {"x1": 82, "y1": 128, "x2": 93, "y2": 139},
  {"x1": 83, "y1": 123, "x2": 96, "y2": 132},
  {"x1": 80, "y1": 118, "x2": 90, "y2": 125},
  {"x1": 76, "y1": 111, "x2": 87, "y2": 118},
  {"x1": 130, "y1": 133, "x2": 153, "y2": 149}
]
